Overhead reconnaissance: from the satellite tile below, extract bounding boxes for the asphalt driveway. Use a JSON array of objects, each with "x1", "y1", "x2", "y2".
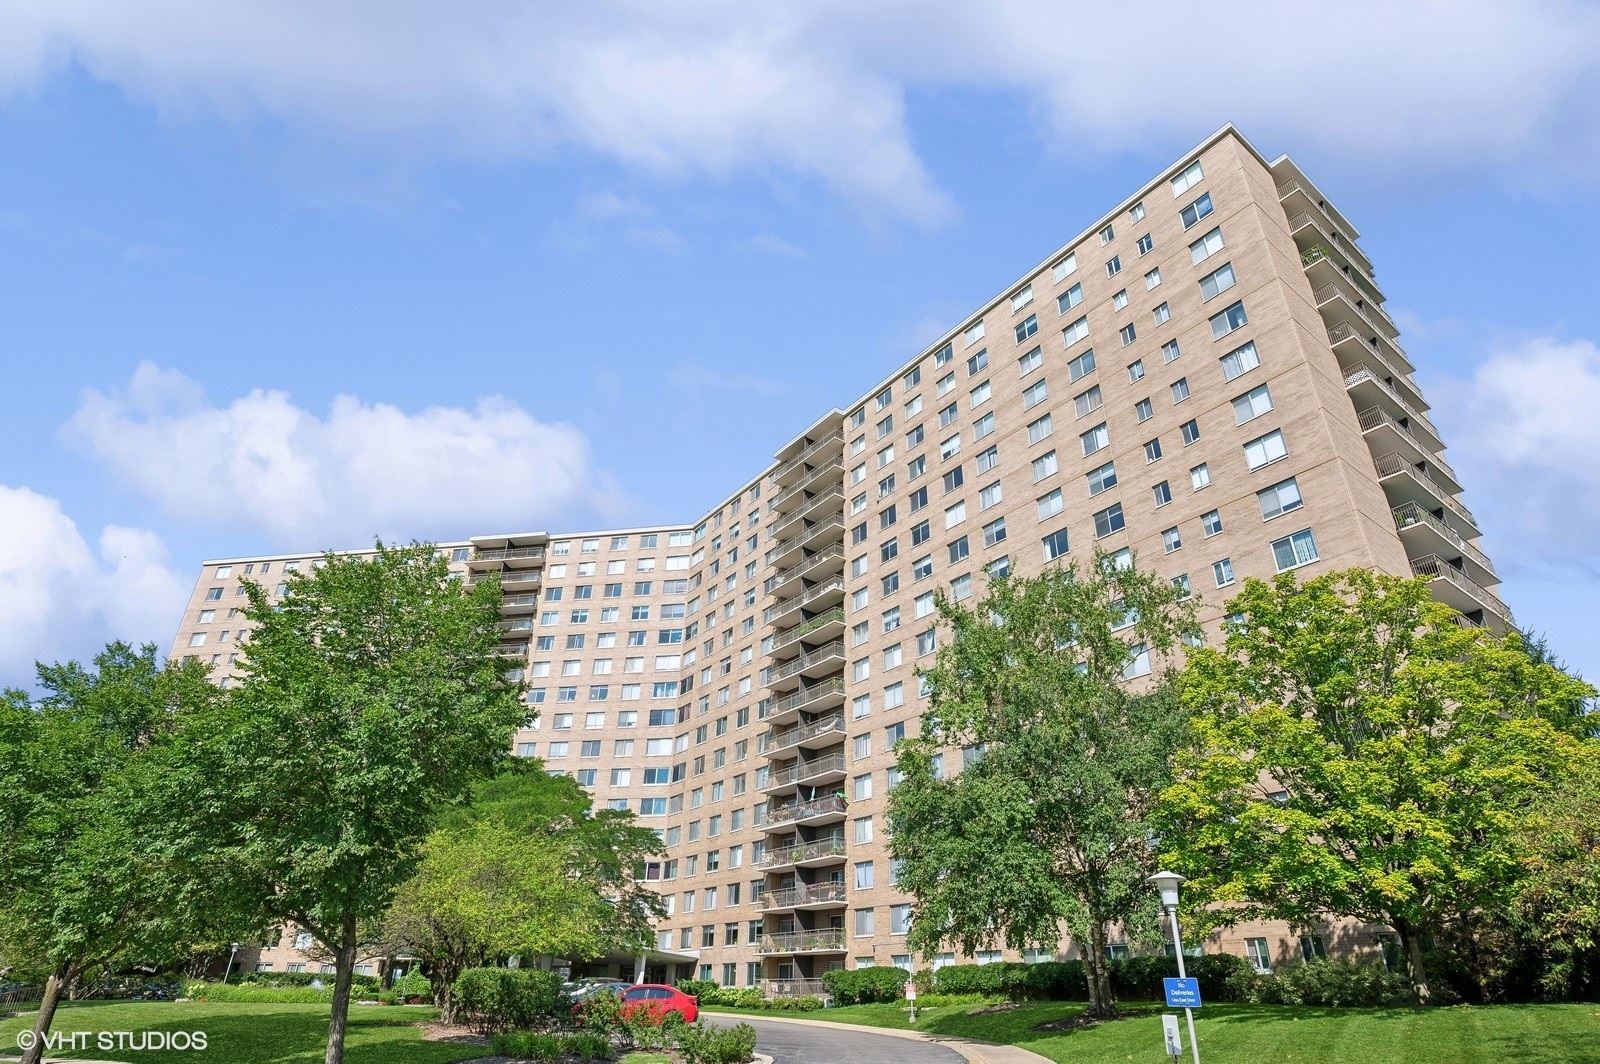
[{"x1": 706, "y1": 1014, "x2": 967, "y2": 1064}]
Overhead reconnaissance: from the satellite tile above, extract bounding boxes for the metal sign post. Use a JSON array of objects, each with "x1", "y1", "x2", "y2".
[
  {"x1": 1168, "y1": 908, "x2": 1201, "y2": 1064},
  {"x1": 905, "y1": 981, "x2": 917, "y2": 1023}
]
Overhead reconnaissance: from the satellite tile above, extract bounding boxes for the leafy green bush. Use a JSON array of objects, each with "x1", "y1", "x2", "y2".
[
  {"x1": 924, "y1": 955, "x2": 1248, "y2": 1004},
  {"x1": 676, "y1": 978, "x2": 719, "y2": 1001},
  {"x1": 181, "y1": 981, "x2": 333, "y2": 1003},
  {"x1": 490, "y1": 1031, "x2": 612, "y2": 1061},
  {"x1": 762, "y1": 995, "x2": 824, "y2": 1011},
  {"x1": 821, "y1": 966, "x2": 909, "y2": 1004},
  {"x1": 1226, "y1": 958, "x2": 1408, "y2": 1007},
  {"x1": 453, "y1": 967, "x2": 569, "y2": 1034},
  {"x1": 675, "y1": 1020, "x2": 758, "y2": 1064},
  {"x1": 231, "y1": 970, "x2": 382, "y2": 993},
  {"x1": 392, "y1": 968, "x2": 432, "y2": 1003}
]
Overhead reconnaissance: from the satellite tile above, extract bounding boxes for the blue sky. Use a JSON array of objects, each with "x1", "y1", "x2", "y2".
[{"x1": 2, "y1": 2, "x2": 1599, "y2": 686}]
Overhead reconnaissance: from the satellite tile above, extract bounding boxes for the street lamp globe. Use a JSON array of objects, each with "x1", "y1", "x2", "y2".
[{"x1": 1148, "y1": 870, "x2": 1185, "y2": 910}]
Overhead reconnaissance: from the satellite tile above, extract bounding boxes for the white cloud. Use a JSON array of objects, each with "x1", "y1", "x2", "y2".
[
  {"x1": 0, "y1": 485, "x2": 186, "y2": 685},
  {"x1": 64, "y1": 362, "x2": 614, "y2": 549},
  {"x1": 5, "y1": 3, "x2": 1597, "y2": 221},
  {"x1": 1431, "y1": 337, "x2": 1600, "y2": 579}
]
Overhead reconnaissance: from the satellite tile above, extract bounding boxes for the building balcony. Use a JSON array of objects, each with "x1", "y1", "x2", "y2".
[
  {"x1": 1373, "y1": 451, "x2": 1480, "y2": 538},
  {"x1": 773, "y1": 431, "x2": 845, "y2": 486},
  {"x1": 467, "y1": 545, "x2": 546, "y2": 569},
  {"x1": 766, "y1": 517, "x2": 846, "y2": 568},
  {"x1": 763, "y1": 677, "x2": 846, "y2": 728},
  {"x1": 760, "y1": 750, "x2": 849, "y2": 796},
  {"x1": 468, "y1": 569, "x2": 543, "y2": 593},
  {"x1": 764, "y1": 546, "x2": 846, "y2": 598},
  {"x1": 1392, "y1": 503, "x2": 1498, "y2": 586},
  {"x1": 758, "y1": 882, "x2": 848, "y2": 913},
  {"x1": 762, "y1": 713, "x2": 845, "y2": 756},
  {"x1": 766, "y1": 640, "x2": 846, "y2": 694},
  {"x1": 765, "y1": 577, "x2": 846, "y2": 629},
  {"x1": 1411, "y1": 554, "x2": 1516, "y2": 632},
  {"x1": 757, "y1": 929, "x2": 848, "y2": 955},
  {"x1": 760, "y1": 835, "x2": 847, "y2": 870},
  {"x1": 499, "y1": 592, "x2": 541, "y2": 615},
  {"x1": 772, "y1": 607, "x2": 846, "y2": 654},
  {"x1": 1312, "y1": 279, "x2": 1397, "y2": 342},
  {"x1": 490, "y1": 641, "x2": 530, "y2": 658},
  {"x1": 1288, "y1": 206, "x2": 1378, "y2": 290},
  {"x1": 1343, "y1": 363, "x2": 1443, "y2": 452},
  {"x1": 1356, "y1": 407, "x2": 1460, "y2": 493},
  {"x1": 759, "y1": 979, "x2": 831, "y2": 999},
  {"x1": 757, "y1": 794, "x2": 849, "y2": 832},
  {"x1": 1277, "y1": 175, "x2": 1364, "y2": 247},
  {"x1": 1326, "y1": 318, "x2": 1416, "y2": 380},
  {"x1": 769, "y1": 486, "x2": 845, "y2": 543},
  {"x1": 767, "y1": 457, "x2": 844, "y2": 514}
]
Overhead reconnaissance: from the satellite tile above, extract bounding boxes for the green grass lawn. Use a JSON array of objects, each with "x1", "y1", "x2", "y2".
[
  {"x1": 0, "y1": 1001, "x2": 482, "y2": 1064},
  {"x1": 708, "y1": 1000, "x2": 1600, "y2": 1063}
]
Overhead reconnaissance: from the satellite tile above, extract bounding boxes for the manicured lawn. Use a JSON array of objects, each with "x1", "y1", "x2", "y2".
[
  {"x1": 0, "y1": 1001, "x2": 483, "y2": 1064},
  {"x1": 709, "y1": 1000, "x2": 1600, "y2": 1063}
]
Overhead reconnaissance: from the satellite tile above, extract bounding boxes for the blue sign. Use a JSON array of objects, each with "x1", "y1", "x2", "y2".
[{"x1": 1163, "y1": 977, "x2": 1202, "y2": 1008}]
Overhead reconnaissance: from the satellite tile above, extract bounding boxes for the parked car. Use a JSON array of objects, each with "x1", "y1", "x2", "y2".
[{"x1": 619, "y1": 983, "x2": 698, "y2": 1023}]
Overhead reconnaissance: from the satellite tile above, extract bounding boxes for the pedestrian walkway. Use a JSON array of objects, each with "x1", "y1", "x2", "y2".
[{"x1": 707, "y1": 1012, "x2": 1054, "y2": 1064}]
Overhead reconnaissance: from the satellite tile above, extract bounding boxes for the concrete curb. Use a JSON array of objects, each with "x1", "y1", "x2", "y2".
[{"x1": 711, "y1": 1012, "x2": 1054, "y2": 1064}]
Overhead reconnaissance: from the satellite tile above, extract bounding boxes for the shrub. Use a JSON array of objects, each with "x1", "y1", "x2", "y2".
[
  {"x1": 453, "y1": 967, "x2": 569, "y2": 1034},
  {"x1": 675, "y1": 1020, "x2": 758, "y2": 1064},
  {"x1": 676, "y1": 978, "x2": 719, "y2": 1001},
  {"x1": 231, "y1": 970, "x2": 382, "y2": 993},
  {"x1": 392, "y1": 969, "x2": 432, "y2": 1003},
  {"x1": 490, "y1": 1031, "x2": 613, "y2": 1061},
  {"x1": 1227, "y1": 958, "x2": 1408, "y2": 1007},
  {"x1": 180, "y1": 981, "x2": 333, "y2": 1003},
  {"x1": 821, "y1": 966, "x2": 909, "y2": 1004}
]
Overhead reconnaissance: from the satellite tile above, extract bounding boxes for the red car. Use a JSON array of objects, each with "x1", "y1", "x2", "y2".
[{"x1": 620, "y1": 983, "x2": 698, "y2": 1023}]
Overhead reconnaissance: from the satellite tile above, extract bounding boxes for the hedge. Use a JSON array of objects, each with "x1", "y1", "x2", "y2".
[
  {"x1": 673, "y1": 980, "x2": 821, "y2": 1011},
  {"x1": 821, "y1": 966, "x2": 909, "y2": 1004},
  {"x1": 182, "y1": 981, "x2": 333, "y2": 1003},
  {"x1": 230, "y1": 970, "x2": 382, "y2": 993},
  {"x1": 453, "y1": 967, "x2": 568, "y2": 1034},
  {"x1": 927, "y1": 954, "x2": 1253, "y2": 1003}
]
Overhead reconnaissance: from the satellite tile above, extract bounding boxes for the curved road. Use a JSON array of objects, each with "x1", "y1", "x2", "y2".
[{"x1": 707, "y1": 1014, "x2": 966, "y2": 1064}]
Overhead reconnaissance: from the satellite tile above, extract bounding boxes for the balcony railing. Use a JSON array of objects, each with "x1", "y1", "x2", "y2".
[
  {"x1": 758, "y1": 929, "x2": 847, "y2": 954},
  {"x1": 758, "y1": 882, "x2": 848, "y2": 910},
  {"x1": 1372, "y1": 451, "x2": 1477, "y2": 529},
  {"x1": 767, "y1": 515, "x2": 845, "y2": 556},
  {"x1": 1411, "y1": 554, "x2": 1516, "y2": 628},
  {"x1": 766, "y1": 578, "x2": 846, "y2": 622},
  {"x1": 1343, "y1": 363, "x2": 1441, "y2": 442},
  {"x1": 473, "y1": 546, "x2": 546, "y2": 563},
  {"x1": 770, "y1": 485, "x2": 845, "y2": 539},
  {"x1": 773, "y1": 431, "x2": 845, "y2": 481},
  {"x1": 764, "y1": 714, "x2": 845, "y2": 754},
  {"x1": 759, "y1": 835, "x2": 847, "y2": 869},
  {"x1": 469, "y1": 570, "x2": 542, "y2": 587},
  {"x1": 767, "y1": 750, "x2": 848, "y2": 788},
  {"x1": 768, "y1": 457, "x2": 844, "y2": 511},
  {"x1": 491, "y1": 642, "x2": 530, "y2": 657},
  {"x1": 767, "y1": 677, "x2": 846, "y2": 718},
  {"x1": 771, "y1": 640, "x2": 845, "y2": 683},
  {"x1": 772, "y1": 607, "x2": 846, "y2": 652},
  {"x1": 764, "y1": 546, "x2": 846, "y2": 594},
  {"x1": 1277, "y1": 176, "x2": 1363, "y2": 244},
  {"x1": 1313, "y1": 280, "x2": 1396, "y2": 338},
  {"x1": 500, "y1": 592, "x2": 541, "y2": 609},
  {"x1": 1392, "y1": 502, "x2": 1496, "y2": 579},
  {"x1": 757, "y1": 794, "x2": 849, "y2": 830},
  {"x1": 760, "y1": 979, "x2": 831, "y2": 998},
  {"x1": 1289, "y1": 208, "x2": 1378, "y2": 290},
  {"x1": 1356, "y1": 407, "x2": 1458, "y2": 485},
  {"x1": 1326, "y1": 318, "x2": 1417, "y2": 380}
]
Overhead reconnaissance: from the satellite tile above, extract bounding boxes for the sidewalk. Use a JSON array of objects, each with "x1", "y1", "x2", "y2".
[{"x1": 719, "y1": 1012, "x2": 1055, "y2": 1064}]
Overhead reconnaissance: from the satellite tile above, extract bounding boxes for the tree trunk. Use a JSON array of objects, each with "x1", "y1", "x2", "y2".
[
  {"x1": 438, "y1": 960, "x2": 459, "y2": 1024},
  {"x1": 1083, "y1": 921, "x2": 1116, "y2": 1018},
  {"x1": 1392, "y1": 918, "x2": 1433, "y2": 1007},
  {"x1": 20, "y1": 964, "x2": 71, "y2": 1064},
  {"x1": 325, "y1": 911, "x2": 359, "y2": 1064}
]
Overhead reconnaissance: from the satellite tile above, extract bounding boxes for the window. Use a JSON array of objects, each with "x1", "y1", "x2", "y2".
[
  {"x1": 1015, "y1": 314, "x2": 1038, "y2": 344},
  {"x1": 1162, "y1": 526, "x2": 1183, "y2": 553},
  {"x1": 1119, "y1": 323, "x2": 1137, "y2": 346},
  {"x1": 1144, "y1": 438, "x2": 1163, "y2": 463},
  {"x1": 1232, "y1": 384, "x2": 1274, "y2": 424},
  {"x1": 1199, "y1": 262, "x2": 1237, "y2": 301},
  {"x1": 1081, "y1": 422, "x2": 1109, "y2": 457},
  {"x1": 1300, "y1": 935, "x2": 1328, "y2": 963},
  {"x1": 891, "y1": 904, "x2": 912, "y2": 935},
  {"x1": 908, "y1": 455, "x2": 926, "y2": 479},
  {"x1": 1180, "y1": 419, "x2": 1201, "y2": 445},
  {"x1": 913, "y1": 555, "x2": 932, "y2": 580},
  {"x1": 1093, "y1": 503, "x2": 1126, "y2": 537},
  {"x1": 1145, "y1": 267, "x2": 1162, "y2": 290},
  {"x1": 976, "y1": 445, "x2": 999, "y2": 473},
  {"x1": 1136, "y1": 233, "x2": 1154, "y2": 255},
  {"x1": 1170, "y1": 159, "x2": 1204, "y2": 196},
  {"x1": 942, "y1": 466, "x2": 964, "y2": 493},
  {"x1": 1202, "y1": 509, "x2": 1223, "y2": 537},
  {"x1": 1105, "y1": 255, "x2": 1122, "y2": 277},
  {"x1": 963, "y1": 320, "x2": 985, "y2": 346},
  {"x1": 937, "y1": 372, "x2": 955, "y2": 398},
  {"x1": 1074, "y1": 385, "x2": 1103, "y2": 418},
  {"x1": 911, "y1": 520, "x2": 931, "y2": 546},
  {"x1": 1042, "y1": 528, "x2": 1071, "y2": 561},
  {"x1": 1037, "y1": 489, "x2": 1064, "y2": 520},
  {"x1": 1191, "y1": 463, "x2": 1211, "y2": 490},
  {"x1": 981, "y1": 479, "x2": 1005, "y2": 507},
  {"x1": 855, "y1": 859, "x2": 875, "y2": 888},
  {"x1": 950, "y1": 572, "x2": 973, "y2": 600},
  {"x1": 1057, "y1": 283, "x2": 1083, "y2": 314},
  {"x1": 1189, "y1": 226, "x2": 1225, "y2": 264},
  {"x1": 1180, "y1": 191, "x2": 1214, "y2": 229},
  {"x1": 1153, "y1": 302, "x2": 1171, "y2": 325},
  {"x1": 854, "y1": 817, "x2": 874, "y2": 844},
  {"x1": 1031, "y1": 451, "x2": 1058, "y2": 481},
  {"x1": 1018, "y1": 346, "x2": 1043, "y2": 375},
  {"x1": 1246, "y1": 938, "x2": 1273, "y2": 974},
  {"x1": 1051, "y1": 253, "x2": 1077, "y2": 281},
  {"x1": 1210, "y1": 300, "x2": 1248, "y2": 340},
  {"x1": 1123, "y1": 643, "x2": 1152, "y2": 679},
  {"x1": 1152, "y1": 481, "x2": 1172, "y2": 507},
  {"x1": 914, "y1": 590, "x2": 935, "y2": 618},
  {"x1": 1023, "y1": 379, "x2": 1049, "y2": 410},
  {"x1": 1258, "y1": 478, "x2": 1304, "y2": 520},
  {"x1": 973, "y1": 411, "x2": 995, "y2": 439},
  {"x1": 1087, "y1": 461, "x2": 1117, "y2": 496},
  {"x1": 1171, "y1": 378, "x2": 1190, "y2": 403},
  {"x1": 1162, "y1": 339, "x2": 1181, "y2": 364},
  {"x1": 1244, "y1": 429, "x2": 1288, "y2": 470},
  {"x1": 934, "y1": 343, "x2": 954, "y2": 367},
  {"x1": 1112, "y1": 289, "x2": 1129, "y2": 311},
  {"x1": 1267, "y1": 528, "x2": 1318, "y2": 569},
  {"x1": 944, "y1": 502, "x2": 966, "y2": 529},
  {"x1": 1063, "y1": 316, "x2": 1090, "y2": 346},
  {"x1": 1135, "y1": 397, "x2": 1153, "y2": 422},
  {"x1": 1027, "y1": 414, "x2": 1054, "y2": 444},
  {"x1": 1010, "y1": 283, "x2": 1034, "y2": 311},
  {"x1": 940, "y1": 434, "x2": 961, "y2": 460},
  {"x1": 1071, "y1": 349, "x2": 1101, "y2": 382},
  {"x1": 983, "y1": 518, "x2": 1007, "y2": 547},
  {"x1": 880, "y1": 538, "x2": 898, "y2": 562},
  {"x1": 1213, "y1": 558, "x2": 1235, "y2": 587},
  {"x1": 1099, "y1": 223, "x2": 1115, "y2": 244},
  {"x1": 1128, "y1": 359, "x2": 1145, "y2": 383},
  {"x1": 1220, "y1": 340, "x2": 1261, "y2": 381}
]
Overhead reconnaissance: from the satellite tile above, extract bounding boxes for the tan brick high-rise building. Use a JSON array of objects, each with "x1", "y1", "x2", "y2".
[{"x1": 169, "y1": 126, "x2": 1508, "y2": 990}]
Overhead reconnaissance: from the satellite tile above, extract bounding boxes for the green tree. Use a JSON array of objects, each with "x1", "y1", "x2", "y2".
[
  {"x1": 0, "y1": 644, "x2": 245, "y2": 1064},
  {"x1": 887, "y1": 555, "x2": 1196, "y2": 1018},
  {"x1": 382, "y1": 762, "x2": 665, "y2": 1020},
  {"x1": 1158, "y1": 568, "x2": 1596, "y2": 1005},
  {"x1": 174, "y1": 543, "x2": 526, "y2": 1064}
]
